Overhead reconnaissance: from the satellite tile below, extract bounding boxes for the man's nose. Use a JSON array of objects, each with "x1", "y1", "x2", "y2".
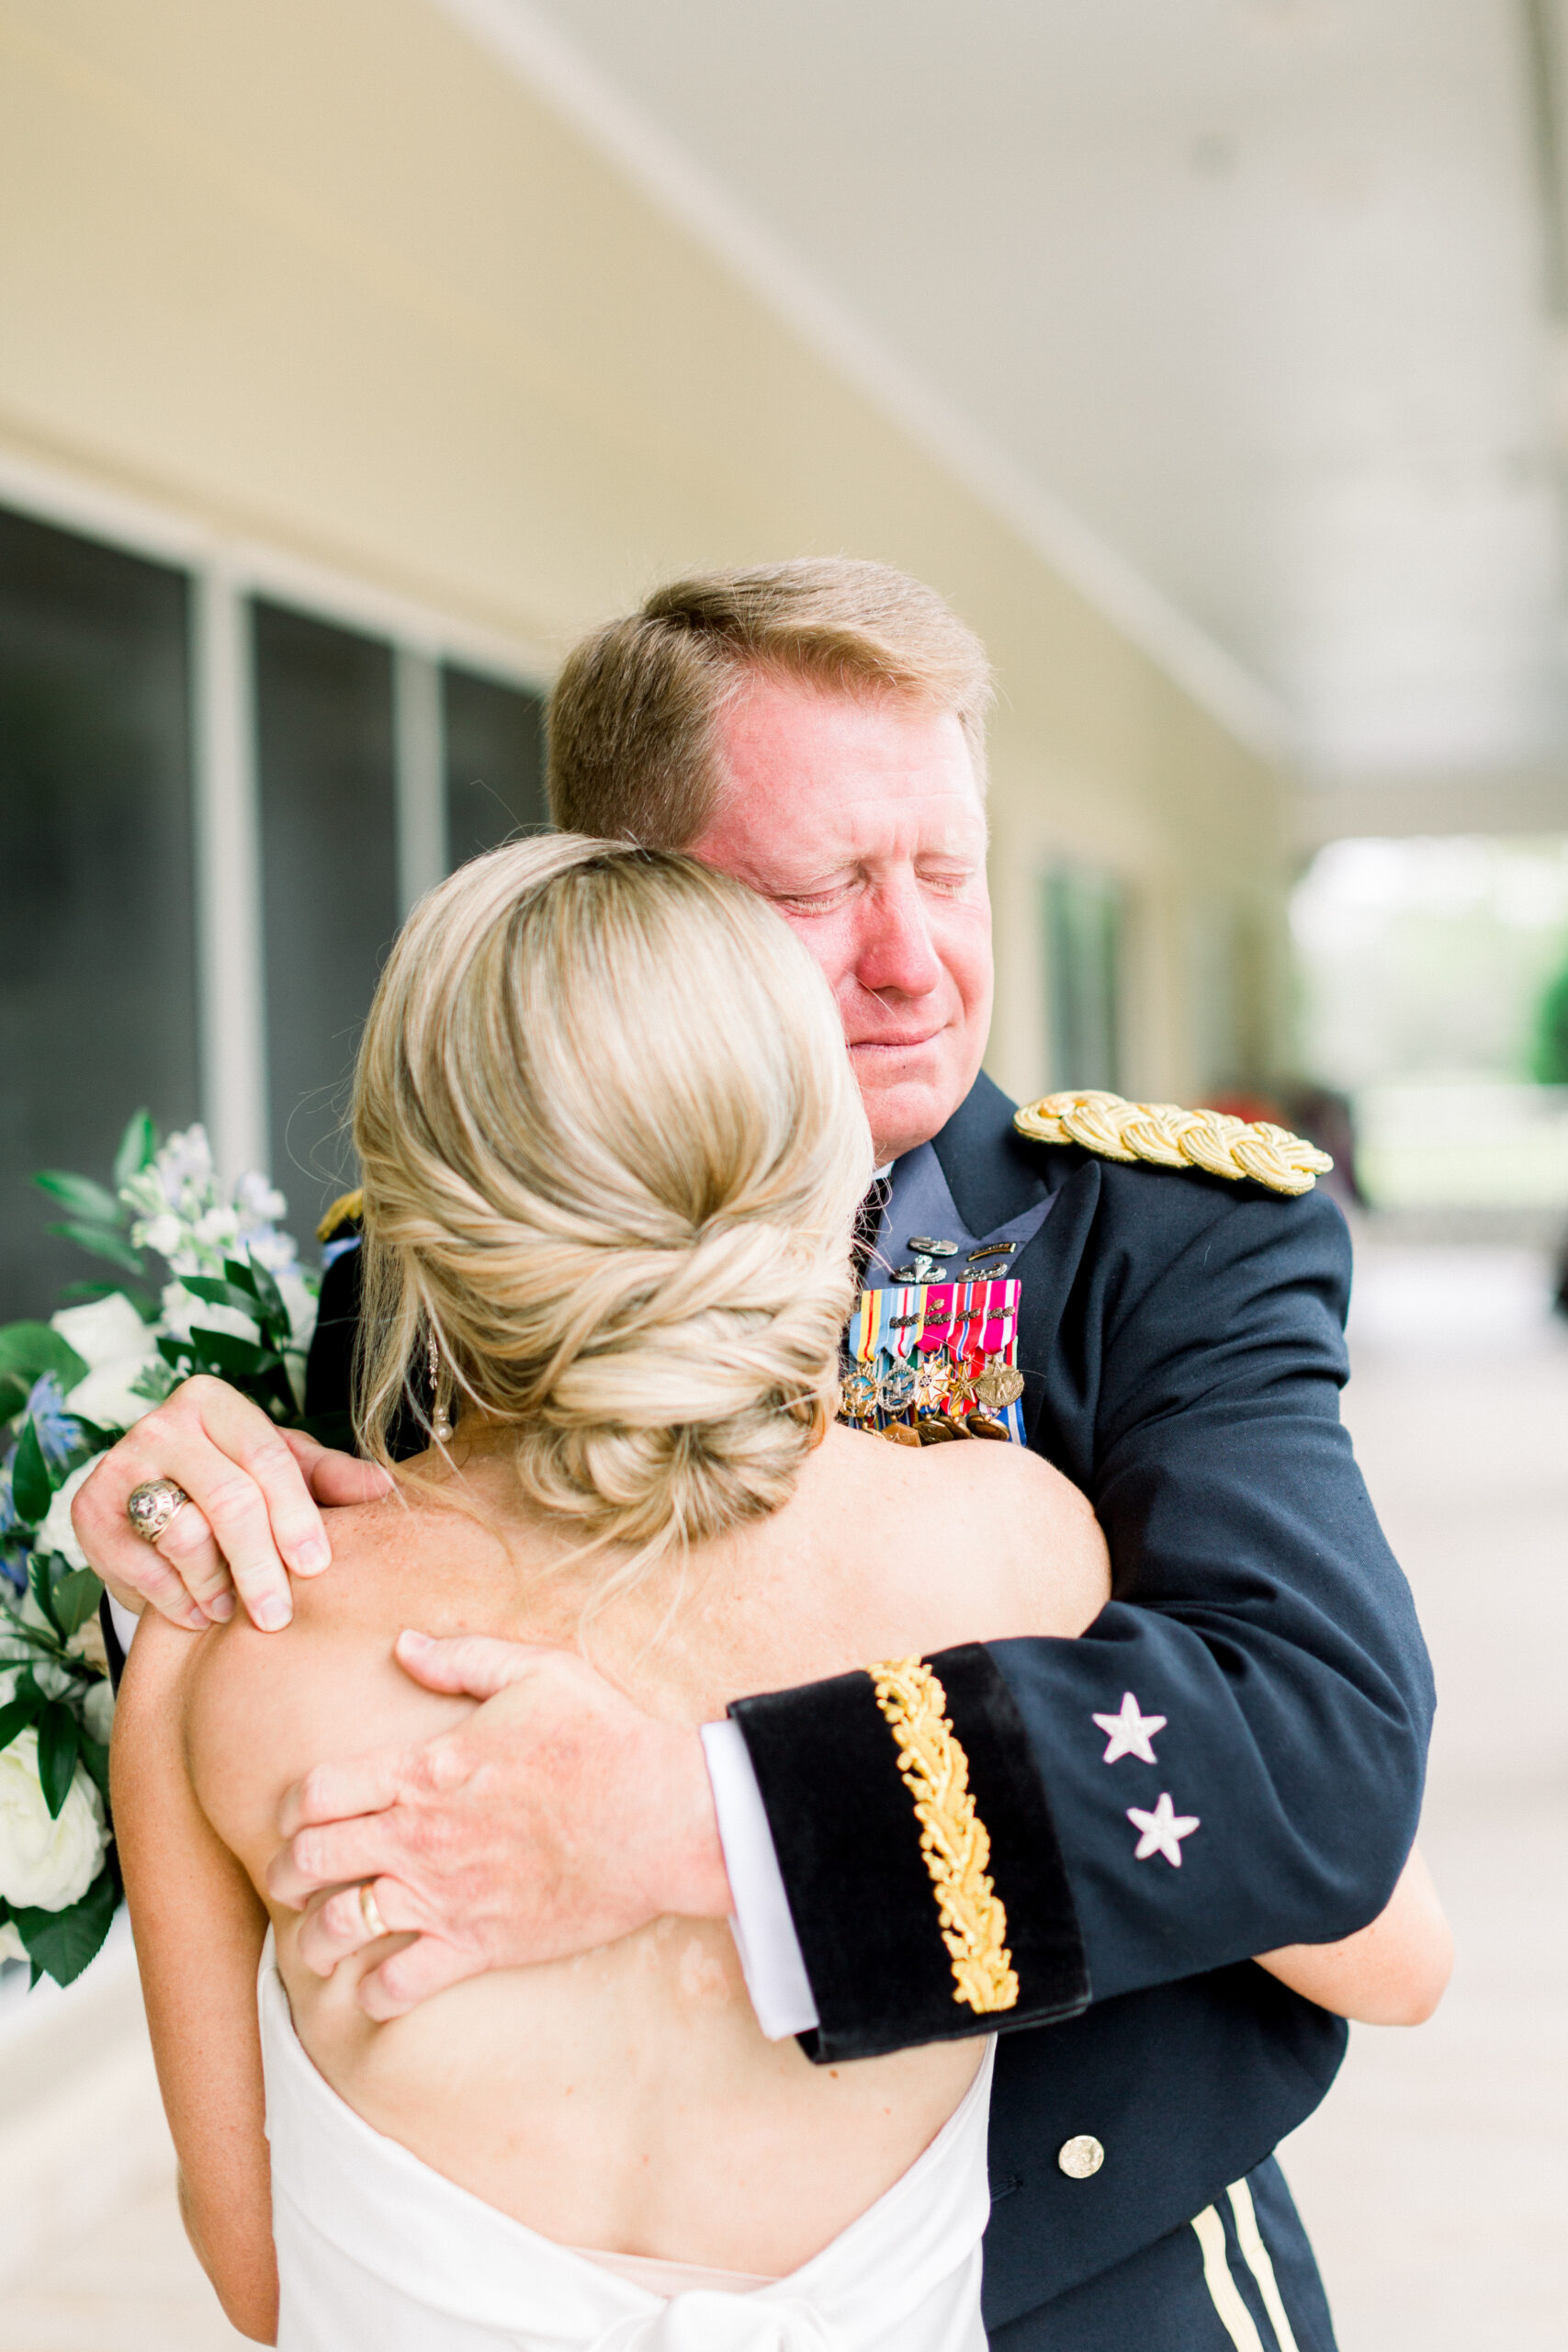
[{"x1": 854, "y1": 875, "x2": 944, "y2": 1001}]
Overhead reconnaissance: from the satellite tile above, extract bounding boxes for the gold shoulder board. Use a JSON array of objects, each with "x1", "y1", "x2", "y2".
[
  {"x1": 1013, "y1": 1091, "x2": 1332, "y2": 1198},
  {"x1": 315, "y1": 1187, "x2": 365, "y2": 1244}
]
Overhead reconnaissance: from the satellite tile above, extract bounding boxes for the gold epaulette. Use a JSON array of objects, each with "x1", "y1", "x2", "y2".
[
  {"x1": 1013, "y1": 1090, "x2": 1332, "y2": 1198},
  {"x1": 315, "y1": 1187, "x2": 365, "y2": 1244}
]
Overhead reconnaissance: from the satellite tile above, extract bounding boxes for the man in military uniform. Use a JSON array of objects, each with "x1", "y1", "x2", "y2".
[{"x1": 78, "y1": 560, "x2": 1432, "y2": 2349}]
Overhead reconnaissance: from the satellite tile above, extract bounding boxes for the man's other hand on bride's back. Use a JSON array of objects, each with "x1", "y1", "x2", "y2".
[{"x1": 268, "y1": 1631, "x2": 734, "y2": 2017}]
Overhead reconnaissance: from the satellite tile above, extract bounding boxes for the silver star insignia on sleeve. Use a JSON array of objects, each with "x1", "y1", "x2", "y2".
[
  {"x1": 1092, "y1": 1690, "x2": 1167, "y2": 1765},
  {"x1": 1126, "y1": 1792, "x2": 1201, "y2": 1867}
]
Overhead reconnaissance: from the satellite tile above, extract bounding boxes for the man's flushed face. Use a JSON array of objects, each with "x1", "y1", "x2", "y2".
[{"x1": 688, "y1": 674, "x2": 994, "y2": 1164}]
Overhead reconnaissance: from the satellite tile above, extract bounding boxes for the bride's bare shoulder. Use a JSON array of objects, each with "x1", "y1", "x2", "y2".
[
  {"x1": 818, "y1": 1426, "x2": 1110, "y2": 1636},
  {"x1": 166, "y1": 1486, "x2": 489, "y2": 1863},
  {"x1": 826, "y1": 1419, "x2": 1088, "y2": 1520}
]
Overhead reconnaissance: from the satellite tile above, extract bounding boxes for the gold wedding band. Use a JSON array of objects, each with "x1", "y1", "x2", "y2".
[
  {"x1": 126, "y1": 1478, "x2": 191, "y2": 1544},
  {"x1": 358, "y1": 1882, "x2": 389, "y2": 1941}
]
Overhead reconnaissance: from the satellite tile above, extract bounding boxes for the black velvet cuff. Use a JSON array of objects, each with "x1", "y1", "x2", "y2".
[{"x1": 731, "y1": 1642, "x2": 1089, "y2": 2063}]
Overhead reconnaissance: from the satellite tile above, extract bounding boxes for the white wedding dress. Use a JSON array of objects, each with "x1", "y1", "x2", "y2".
[{"x1": 259, "y1": 1935, "x2": 995, "y2": 2352}]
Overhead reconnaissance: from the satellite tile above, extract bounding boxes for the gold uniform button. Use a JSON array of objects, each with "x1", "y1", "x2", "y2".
[{"x1": 1057, "y1": 2135, "x2": 1105, "y2": 2180}]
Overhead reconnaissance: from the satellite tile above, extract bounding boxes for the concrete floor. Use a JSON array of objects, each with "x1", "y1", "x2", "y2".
[
  {"x1": 0, "y1": 1239, "x2": 1562, "y2": 2347},
  {"x1": 1280, "y1": 1240, "x2": 1568, "y2": 2348}
]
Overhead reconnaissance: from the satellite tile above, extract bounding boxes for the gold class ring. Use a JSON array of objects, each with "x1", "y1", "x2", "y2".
[{"x1": 125, "y1": 1478, "x2": 191, "y2": 1544}]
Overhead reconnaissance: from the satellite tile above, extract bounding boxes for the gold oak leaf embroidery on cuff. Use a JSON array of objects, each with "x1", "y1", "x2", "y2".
[{"x1": 869, "y1": 1657, "x2": 1020, "y2": 2015}]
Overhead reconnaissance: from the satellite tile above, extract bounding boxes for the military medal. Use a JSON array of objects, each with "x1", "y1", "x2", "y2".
[
  {"x1": 975, "y1": 1352, "x2": 1025, "y2": 1412},
  {"x1": 916, "y1": 1414, "x2": 963, "y2": 1443},
  {"x1": 841, "y1": 1271, "x2": 1026, "y2": 1446},
  {"x1": 907, "y1": 1237, "x2": 958, "y2": 1257}
]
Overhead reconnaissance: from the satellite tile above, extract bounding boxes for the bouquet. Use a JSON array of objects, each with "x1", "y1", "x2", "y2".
[{"x1": 0, "y1": 1114, "x2": 319, "y2": 1987}]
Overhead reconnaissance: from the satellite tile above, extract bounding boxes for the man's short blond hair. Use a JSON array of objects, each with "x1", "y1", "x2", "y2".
[{"x1": 547, "y1": 558, "x2": 992, "y2": 845}]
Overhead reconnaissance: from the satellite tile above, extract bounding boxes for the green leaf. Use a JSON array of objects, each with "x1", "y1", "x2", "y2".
[
  {"x1": 62, "y1": 1419, "x2": 119, "y2": 1457},
  {"x1": 12, "y1": 1868, "x2": 117, "y2": 1986},
  {"x1": 0, "y1": 1322, "x2": 89, "y2": 1395},
  {"x1": 179, "y1": 1276, "x2": 264, "y2": 1323},
  {"x1": 36, "y1": 1701, "x2": 79, "y2": 1818},
  {"x1": 45, "y1": 1223, "x2": 145, "y2": 1276},
  {"x1": 188, "y1": 1328, "x2": 280, "y2": 1377},
  {"x1": 113, "y1": 1111, "x2": 157, "y2": 1190},
  {"x1": 78, "y1": 1730, "x2": 111, "y2": 1800},
  {"x1": 221, "y1": 1259, "x2": 260, "y2": 1300},
  {"x1": 156, "y1": 1335, "x2": 194, "y2": 1372},
  {"x1": 51, "y1": 1567, "x2": 103, "y2": 1638},
  {"x1": 12, "y1": 1419, "x2": 55, "y2": 1523},
  {"x1": 33, "y1": 1171, "x2": 123, "y2": 1227},
  {"x1": 0, "y1": 1694, "x2": 41, "y2": 1754},
  {"x1": 243, "y1": 1255, "x2": 289, "y2": 1335},
  {"x1": 28, "y1": 1551, "x2": 67, "y2": 1642}
]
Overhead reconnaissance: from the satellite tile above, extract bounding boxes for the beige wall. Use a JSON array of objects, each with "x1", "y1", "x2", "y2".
[{"x1": 0, "y1": 0, "x2": 1288, "y2": 1107}]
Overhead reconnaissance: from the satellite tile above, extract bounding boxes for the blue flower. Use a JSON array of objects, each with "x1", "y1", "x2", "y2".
[
  {"x1": 25, "y1": 1377, "x2": 83, "y2": 1475},
  {"x1": 0, "y1": 1453, "x2": 27, "y2": 1593}
]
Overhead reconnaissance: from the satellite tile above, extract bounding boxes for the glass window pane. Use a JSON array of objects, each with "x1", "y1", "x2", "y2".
[
  {"x1": 1043, "y1": 866, "x2": 1123, "y2": 1092},
  {"x1": 0, "y1": 505, "x2": 197, "y2": 1322},
  {"x1": 253, "y1": 600, "x2": 397, "y2": 1232},
  {"x1": 443, "y1": 664, "x2": 547, "y2": 869}
]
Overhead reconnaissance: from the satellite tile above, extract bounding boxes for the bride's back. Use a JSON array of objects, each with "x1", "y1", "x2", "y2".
[
  {"x1": 141, "y1": 837, "x2": 1108, "y2": 2280},
  {"x1": 179, "y1": 1412, "x2": 1106, "y2": 2277}
]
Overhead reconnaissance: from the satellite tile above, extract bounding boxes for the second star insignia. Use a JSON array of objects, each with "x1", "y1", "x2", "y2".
[
  {"x1": 1126, "y1": 1792, "x2": 1201, "y2": 1867},
  {"x1": 1092, "y1": 1690, "x2": 1168, "y2": 1765}
]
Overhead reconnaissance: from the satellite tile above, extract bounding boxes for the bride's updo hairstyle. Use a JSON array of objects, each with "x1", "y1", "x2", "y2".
[{"x1": 351, "y1": 835, "x2": 873, "y2": 1587}]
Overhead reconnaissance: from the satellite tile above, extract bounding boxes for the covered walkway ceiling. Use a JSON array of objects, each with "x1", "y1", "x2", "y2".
[{"x1": 441, "y1": 0, "x2": 1568, "y2": 804}]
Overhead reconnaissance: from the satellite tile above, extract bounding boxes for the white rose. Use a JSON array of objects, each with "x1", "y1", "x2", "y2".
[
  {"x1": 36, "y1": 1457, "x2": 104, "y2": 1570},
  {"x1": 0, "y1": 1730, "x2": 108, "y2": 1911},
  {"x1": 52, "y1": 1296, "x2": 162, "y2": 1432},
  {"x1": 65, "y1": 1363, "x2": 160, "y2": 1430},
  {"x1": 51, "y1": 1295, "x2": 149, "y2": 1372}
]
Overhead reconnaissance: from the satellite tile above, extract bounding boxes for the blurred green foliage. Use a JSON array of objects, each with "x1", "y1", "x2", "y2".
[{"x1": 1532, "y1": 956, "x2": 1568, "y2": 1085}]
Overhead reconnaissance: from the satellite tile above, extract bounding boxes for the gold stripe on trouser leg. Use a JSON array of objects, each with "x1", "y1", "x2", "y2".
[
  {"x1": 1190, "y1": 2206, "x2": 1269, "y2": 2352},
  {"x1": 1227, "y1": 2178, "x2": 1302, "y2": 2352}
]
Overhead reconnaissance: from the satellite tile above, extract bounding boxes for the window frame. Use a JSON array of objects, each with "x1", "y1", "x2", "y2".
[{"x1": 0, "y1": 448, "x2": 548, "y2": 1186}]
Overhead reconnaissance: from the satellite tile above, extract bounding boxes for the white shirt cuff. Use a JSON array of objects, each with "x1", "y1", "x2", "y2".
[
  {"x1": 107, "y1": 1593, "x2": 141, "y2": 1659},
  {"x1": 700, "y1": 1716, "x2": 819, "y2": 2041}
]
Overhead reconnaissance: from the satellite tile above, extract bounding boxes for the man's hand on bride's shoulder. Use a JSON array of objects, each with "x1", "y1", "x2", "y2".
[
  {"x1": 267, "y1": 1631, "x2": 733, "y2": 2019},
  {"x1": 71, "y1": 1374, "x2": 390, "y2": 1632}
]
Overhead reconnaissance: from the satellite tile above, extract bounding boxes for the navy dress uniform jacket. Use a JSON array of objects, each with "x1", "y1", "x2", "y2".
[{"x1": 301, "y1": 1070, "x2": 1434, "y2": 2338}]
